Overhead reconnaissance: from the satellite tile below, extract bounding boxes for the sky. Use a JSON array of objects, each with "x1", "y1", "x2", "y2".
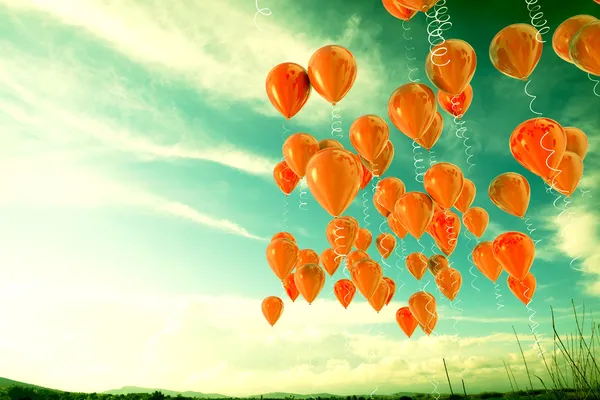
[{"x1": 0, "y1": 0, "x2": 599, "y2": 396}]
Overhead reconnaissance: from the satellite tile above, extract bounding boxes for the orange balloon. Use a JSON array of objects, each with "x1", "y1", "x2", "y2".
[
  {"x1": 346, "y1": 250, "x2": 370, "y2": 272},
  {"x1": 472, "y1": 241, "x2": 503, "y2": 283},
  {"x1": 266, "y1": 238, "x2": 299, "y2": 280},
  {"x1": 334, "y1": 279, "x2": 357, "y2": 309},
  {"x1": 428, "y1": 210, "x2": 461, "y2": 256},
  {"x1": 428, "y1": 254, "x2": 450, "y2": 277},
  {"x1": 437, "y1": 84, "x2": 473, "y2": 119},
  {"x1": 273, "y1": 160, "x2": 300, "y2": 196},
  {"x1": 307, "y1": 45, "x2": 357, "y2": 105},
  {"x1": 261, "y1": 296, "x2": 284, "y2": 327},
  {"x1": 552, "y1": 15, "x2": 598, "y2": 63},
  {"x1": 355, "y1": 228, "x2": 373, "y2": 251},
  {"x1": 388, "y1": 83, "x2": 437, "y2": 140},
  {"x1": 350, "y1": 115, "x2": 390, "y2": 162},
  {"x1": 564, "y1": 127, "x2": 588, "y2": 160},
  {"x1": 488, "y1": 172, "x2": 530, "y2": 218},
  {"x1": 394, "y1": 192, "x2": 435, "y2": 239},
  {"x1": 393, "y1": 0, "x2": 439, "y2": 11},
  {"x1": 415, "y1": 111, "x2": 444, "y2": 151},
  {"x1": 435, "y1": 267, "x2": 462, "y2": 301},
  {"x1": 376, "y1": 233, "x2": 396, "y2": 259},
  {"x1": 454, "y1": 178, "x2": 476, "y2": 213},
  {"x1": 388, "y1": 212, "x2": 408, "y2": 239},
  {"x1": 493, "y1": 232, "x2": 535, "y2": 281},
  {"x1": 320, "y1": 248, "x2": 342, "y2": 276},
  {"x1": 350, "y1": 258, "x2": 383, "y2": 300},
  {"x1": 294, "y1": 264, "x2": 326, "y2": 305},
  {"x1": 408, "y1": 291, "x2": 437, "y2": 329},
  {"x1": 425, "y1": 39, "x2": 477, "y2": 95},
  {"x1": 360, "y1": 163, "x2": 373, "y2": 190},
  {"x1": 319, "y1": 139, "x2": 344, "y2": 150},
  {"x1": 419, "y1": 311, "x2": 438, "y2": 335},
  {"x1": 383, "y1": 277, "x2": 396, "y2": 305},
  {"x1": 489, "y1": 24, "x2": 543, "y2": 80},
  {"x1": 507, "y1": 273, "x2": 536, "y2": 305},
  {"x1": 569, "y1": 21, "x2": 600, "y2": 76},
  {"x1": 462, "y1": 207, "x2": 489, "y2": 238},
  {"x1": 306, "y1": 148, "x2": 362, "y2": 217},
  {"x1": 382, "y1": 0, "x2": 418, "y2": 21},
  {"x1": 546, "y1": 151, "x2": 584, "y2": 197},
  {"x1": 282, "y1": 133, "x2": 320, "y2": 178},
  {"x1": 326, "y1": 217, "x2": 359, "y2": 256},
  {"x1": 362, "y1": 140, "x2": 394, "y2": 177},
  {"x1": 396, "y1": 307, "x2": 419, "y2": 338},
  {"x1": 271, "y1": 232, "x2": 296, "y2": 243},
  {"x1": 373, "y1": 191, "x2": 392, "y2": 218},
  {"x1": 424, "y1": 162, "x2": 465, "y2": 209},
  {"x1": 265, "y1": 63, "x2": 311, "y2": 119},
  {"x1": 368, "y1": 279, "x2": 390, "y2": 312},
  {"x1": 296, "y1": 249, "x2": 320, "y2": 268},
  {"x1": 510, "y1": 117, "x2": 567, "y2": 180},
  {"x1": 282, "y1": 273, "x2": 300, "y2": 302},
  {"x1": 406, "y1": 252, "x2": 428, "y2": 280},
  {"x1": 376, "y1": 177, "x2": 406, "y2": 213}
]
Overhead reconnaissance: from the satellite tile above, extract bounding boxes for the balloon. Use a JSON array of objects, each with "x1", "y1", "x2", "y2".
[
  {"x1": 428, "y1": 254, "x2": 450, "y2": 277},
  {"x1": 376, "y1": 177, "x2": 407, "y2": 213},
  {"x1": 546, "y1": 151, "x2": 584, "y2": 197},
  {"x1": 462, "y1": 207, "x2": 489, "y2": 238},
  {"x1": 552, "y1": 15, "x2": 598, "y2": 63},
  {"x1": 428, "y1": 210, "x2": 461, "y2": 256},
  {"x1": 388, "y1": 212, "x2": 408, "y2": 239},
  {"x1": 564, "y1": 127, "x2": 588, "y2": 160},
  {"x1": 273, "y1": 160, "x2": 300, "y2": 196},
  {"x1": 261, "y1": 296, "x2": 284, "y2": 327},
  {"x1": 360, "y1": 163, "x2": 373, "y2": 190},
  {"x1": 472, "y1": 241, "x2": 503, "y2": 283},
  {"x1": 415, "y1": 112, "x2": 444, "y2": 151},
  {"x1": 435, "y1": 267, "x2": 462, "y2": 301},
  {"x1": 420, "y1": 311, "x2": 438, "y2": 335},
  {"x1": 294, "y1": 264, "x2": 326, "y2": 305},
  {"x1": 393, "y1": 0, "x2": 439, "y2": 12},
  {"x1": 368, "y1": 279, "x2": 390, "y2": 313},
  {"x1": 319, "y1": 139, "x2": 344, "y2": 150},
  {"x1": 382, "y1": 0, "x2": 418, "y2": 21},
  {"x1": 376, "y1": 233, "x2": 396, "y2": 259},
  {"x1": 265, "y1": 63, "x2": 311, "y2": 119},
  {"x1": 296, "y1": 249, "x2": 320, "y2": 268},
  {"x1": 349, "y1": 115, "x2": 390, "y2": 162},
  {"x1": 326, "y1": 217, "x2": 359, "y2": 257},
  {"x1": 507, "y1": 273, "x2": 536, "y2": 305},
  {"x1": 569, "y1": 21, "x2": 600, "y2": 76},
  {"x1": 425, "y1": 39, "x2": 477, "y2": 95},
  {"x1": 271, "y1": 232, "x2": 296, "y2": 243},
  {"x1": 396, "y1": 307, "x2": 419, "y2": 338},
  {"x1": 383, "y1": 277, "x2": 396, "y2": 305},
  {"x1": 373, "y1": 191, "x2": 392, "y2": 218},
  {"x1": 334, "y1": 279, "x2": 357, "y2": 309},
  {"x1": 266, "y1": 238, "x2": 299, "y2": 280},
  {"x1": 406, "y1": 252, "x2": 428, "y2": 280},
  {"x1": 388, "y1": 83, "x2": 437, "y2": 140},
  {"x1": 306, "y1": 148, "x2": 362, "y2": 217},
  {"x1": 282, "y1": 133, "x2": 320, "y2": 178},
  {"x1": 489, "y1": 24, "x2": 543, "y2": 80},
  {"x1": 350, "y1": 258, "x2": 384, "y2": 300},
  {"x1": 355, "y1": 228, "x2": 373, "y2": 251},
  {"x1": 282, "y1": 273, "x2": 300, "y2": 302},
  {"x1": 346, "y1": 250, "x2": 370, "y2": 272},
  {"x1": 424, "y1": 162, "x2": 465, "y2": 209},
  {"x1": 454, "y1": 178, "x2": 476, "y2": 213},
  {"x1": 362, "y1": 141, "x2": 394, "y2": 177},
  {"x1": 394, "y1": 192, "x2": 435, "y2": 239},
  {"x1": 493, "y1": 232, "x2": 535, "y2": 281},
  {"x1": 408, "y1": 291, "x2": 437, "y2": 330},
  {"x1": 509, "y1": 117, "x2": 567, "y2": 180},
  {"x1": 437, "y1": 84, "x2": 473, "y2": 119},
  {"x1": 307, "y1": 45, "x2": 358, "y2": 105},
  {"x1": 320, "y1": 248, "x2": 343, "y2": 276},
  {"x1": 488, "y1": 172, "x2": 531, "y2": 218}
]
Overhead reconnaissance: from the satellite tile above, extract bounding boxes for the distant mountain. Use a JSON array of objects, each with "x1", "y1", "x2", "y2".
[
  {"x1": 103, "y1": 386, "x2": 227, "y2": 399},
  {"x1": 247, "y1": 393, "x2": 340, "y2": 399},
  {"x1": 0, "y1": 377, "x2": 46, "y2": 389}
]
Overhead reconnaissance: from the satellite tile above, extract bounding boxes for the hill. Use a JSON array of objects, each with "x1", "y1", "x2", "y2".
[
  {"x1": 0, "y1": 377, "x2": 46, "y2": 389},
  {"x1": 103, "y1": 387, "x2": 226, "y2": 399}
]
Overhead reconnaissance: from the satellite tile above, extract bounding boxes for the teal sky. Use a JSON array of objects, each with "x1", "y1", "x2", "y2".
[{"x1": 0, "y1": 0, "x2": 599, "y2": 396}]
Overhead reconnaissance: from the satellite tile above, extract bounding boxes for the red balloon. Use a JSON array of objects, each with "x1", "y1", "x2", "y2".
[
  {"x1": 382, "y1": 0, "x2": 418, "y2": 21},
  {"x1": 265, "y1": 63, "x2": 311, "y2": 119},
  {"x1": 334, "y1": 279, "x2": 357, "y2": 309},
  {"x1": 396, "y1": 307, "x2": 419, "y2": 338},
  {"x1": 493, "y1": 232, "x2": 535, "y2": 281},
  {"x1": 282, "y1": 273, "x2": 300, "y2": 302},
  {"x1": 273, "y1": 160, "x2": 300, "y2": 195}
]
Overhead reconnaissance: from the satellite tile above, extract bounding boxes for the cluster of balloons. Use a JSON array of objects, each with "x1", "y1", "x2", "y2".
[{"x1": 553, "y1": 15, "x2": 600, "y2": 76}]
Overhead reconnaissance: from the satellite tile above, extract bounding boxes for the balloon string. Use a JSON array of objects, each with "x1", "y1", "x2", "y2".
[
  {"x1": 333, "y1": 219, "x2": 347, "y2": 266},
  {"x1": 451, "y1": 96, "x2": 476, "y2": 174},
  {"x1": 444, "y1": 208, "x2": 457, "y2": 251},
  {"x1": 362, "y1": 190, "x2": 371, "y2": 229},
  {"x1": 298, "y1": 182, "x2": 308, "y2": 211},
  {"x1": 559, "y1": 195, "x2": 584, "y2": 276},
  {"x1": 588, "y1": 73, "x2": 600, "y2": 97},
  {"x1": 378, "y1": 221, "x2": 393, "y2": 274},
  {"x1": 412, "y1": 141, "x2": 426, "y2": 183},
  {"x1": 253, "y1": 0, "x2": 272, "y2": 31},
  {"x1": 394, "y1": 240, "x2": 406, "y2": 291},
  {"x1": 450, "y1": 299, "x2": 463, "y2": 340},
  {"x1": 523, "y1": 218, "x2": 542, "y2": 247},
  {"x1": 428, "y1": 149, "x2": 438, "y2": 167},
  {"x1": 525, "y1": 298, "x2": 546, "y2": 358},
  {"x1": 281, "y1": 124, "x2": 292, "y2": 228},
  {"x1": 494, "y1": 283, "x2": 505, "y2": 310},
  {"x1": 331, "y1": 105, "x2": 342, "y2": 139},
  {"x1": 524, "y1": 0, "x2": 550, "y2": 43},
  {"x1": 464, "y1": 230, "x2": 480, "y2": 292},
  {"x1": 402, "y1": 20, "x2": 421, "y2": 83},
  {"x1": 417, "y1": 237, "x2": 426, "y2": 255},
  {"x1": 425, "y1": 0, "x2": 452, "y2": 68}
]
